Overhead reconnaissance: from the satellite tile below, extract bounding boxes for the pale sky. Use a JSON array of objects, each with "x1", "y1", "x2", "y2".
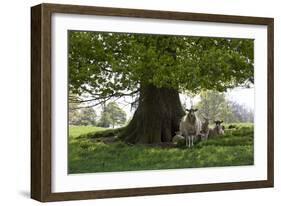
[{"x1": 226, "y1": 87, "x2": 254, "y2": 111}]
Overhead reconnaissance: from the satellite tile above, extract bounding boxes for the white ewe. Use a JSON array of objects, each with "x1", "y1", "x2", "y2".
[{"x1": 179, "y1": 108, "x2": 201, "y2": 148}]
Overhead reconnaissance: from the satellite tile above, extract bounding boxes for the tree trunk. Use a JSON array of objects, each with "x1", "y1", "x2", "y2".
[{"x1": 121, "y1": 84, "x2": 185, "y2": 144}]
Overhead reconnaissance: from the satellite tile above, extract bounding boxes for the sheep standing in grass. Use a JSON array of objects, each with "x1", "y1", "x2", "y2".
[
  {"x1": 179, "y1": 108, "x2": 201, "y2": 148},
  {"x1": 209, "y1": 120, "x2": 224, "y2": 138},
  {"x1": 200, "y1": 117, "x2": 210, "y2": 141}
]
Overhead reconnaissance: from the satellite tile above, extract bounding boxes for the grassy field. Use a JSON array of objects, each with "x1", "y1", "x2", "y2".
[{"x1": 68, "y1": 123, "x2": 254, "y2": 174}]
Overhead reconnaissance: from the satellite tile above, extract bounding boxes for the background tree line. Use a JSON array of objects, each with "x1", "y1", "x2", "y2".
[
  {"x1": 70, "y1": 90, "x2": 253, "y2": 128},
  {"x1": 195, "y1": 90, "x2": 254, "y2": 123},
  {"x1": 69, "y1": 101, "x2": 127, "y2": 128}
]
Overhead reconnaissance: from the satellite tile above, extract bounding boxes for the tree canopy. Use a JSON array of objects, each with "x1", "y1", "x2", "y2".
[{"x1": 68, "y1": 31, "x2": 254, "y2": 105}]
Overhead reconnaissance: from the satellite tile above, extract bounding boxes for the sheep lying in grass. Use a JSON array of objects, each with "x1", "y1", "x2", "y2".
[
  {"x1": 172, "y1": 131, "x2": 185, "y2": 145},
  {"x1": 209, "y1": 120, "x2": 224, "y2": 138},
  {"x1": 200, "y1": 117, "x2": 210, "y2": 141},
  {"x1": 179, "y1": 108, "x2": 201, "y2": 148}
]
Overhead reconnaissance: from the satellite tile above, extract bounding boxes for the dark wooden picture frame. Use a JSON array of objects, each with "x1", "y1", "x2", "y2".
[{"x1": 31, "y1": 3, "x2": 274, "y2": 202}]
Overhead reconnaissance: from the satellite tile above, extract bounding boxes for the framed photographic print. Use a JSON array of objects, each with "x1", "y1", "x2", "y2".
[{"x1": 31, "y1": 3, "x2": 274, "y2": 202}]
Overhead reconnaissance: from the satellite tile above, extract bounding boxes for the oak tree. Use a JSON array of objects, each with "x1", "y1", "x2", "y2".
[{"x1": 69, "y1": 31, "x2": 254, "y2": 143}]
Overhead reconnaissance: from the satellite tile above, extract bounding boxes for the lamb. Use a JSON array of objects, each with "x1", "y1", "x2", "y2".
[
  {"x1": 172, "y1": 131, "x2": 185, "y2": 145},
  {"x1": 179, "y1": 108, "x2": 201, "y2": 148},
  {"x1": 200, "y1": 117, "x2": 210, "y2": 141},
  {"x1": 209, "y1": 120, "x2": 224, "y2": 138}
]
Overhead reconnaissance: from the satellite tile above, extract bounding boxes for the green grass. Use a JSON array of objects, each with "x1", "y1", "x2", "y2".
[
  {"x1": 69, "y1": 126, "x2": 106, "y2": 139},
  {"x1": 68, "y1": 123, "x2": 254, "y2": 174}
]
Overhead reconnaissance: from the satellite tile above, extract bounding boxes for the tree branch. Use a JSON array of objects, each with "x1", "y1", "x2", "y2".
[
  {"x1": 69, "y1": 89, "x2": 140, "y2": 110},
  {"x1": 69, "y1": 89, "x2": 140, "y2": 104}
]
